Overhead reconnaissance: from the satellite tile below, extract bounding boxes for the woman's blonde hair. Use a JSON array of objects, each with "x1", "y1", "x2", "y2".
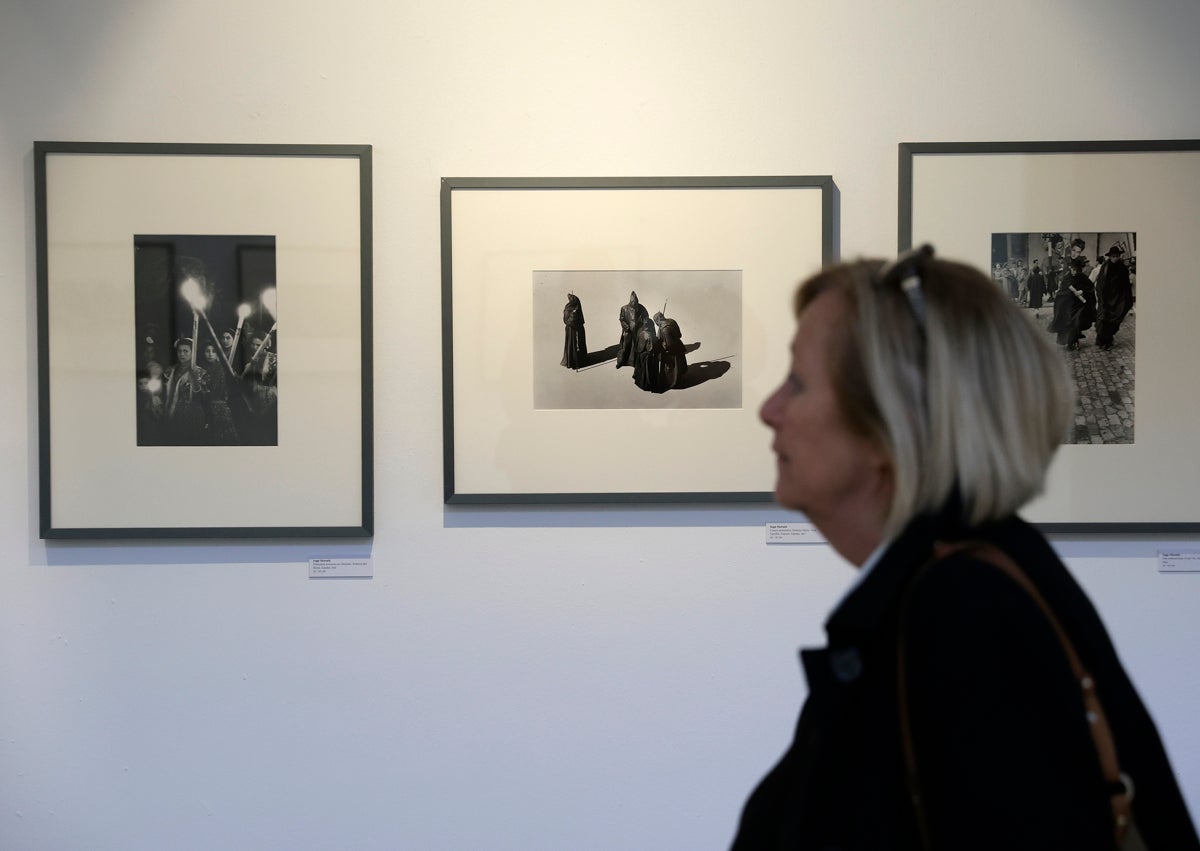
[{"x1": 795, "y1": 249, "x2": 1075, "y2": 538}]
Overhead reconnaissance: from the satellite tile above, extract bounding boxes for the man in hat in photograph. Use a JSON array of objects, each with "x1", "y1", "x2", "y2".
[
  {"x1": 1048, "y1": 256, "x2": 1096, "y2": 351},
  {"x1": 1027, "y1": 259, "x2": 1047, "y2": 310},
  {"x1": 1094, "y1": 243, "x2": 1134, "y2": 350}
]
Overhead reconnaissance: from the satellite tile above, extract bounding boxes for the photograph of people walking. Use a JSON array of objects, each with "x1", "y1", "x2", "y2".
[{"x1": 992, "y1": 232, "x2": 1135, "y2": 444}]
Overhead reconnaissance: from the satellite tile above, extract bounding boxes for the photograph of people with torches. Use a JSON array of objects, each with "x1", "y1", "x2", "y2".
[{"x1": 134, "y1": 234, "x2": 279, "y2": 446}]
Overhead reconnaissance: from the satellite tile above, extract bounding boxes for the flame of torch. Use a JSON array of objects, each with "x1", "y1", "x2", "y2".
[
  {"x1": 180, "y1": 276, "x2": 238, "y2": 377},
  {"x1": 180, "y1": 277, "x2": 207, "y2": 312}
]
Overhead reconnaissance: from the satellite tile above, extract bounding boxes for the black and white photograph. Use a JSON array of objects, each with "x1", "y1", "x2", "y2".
[
  {"x1": 134, "y1": 234, "x2": 279, "y2": 446},
  {"x1": 991, "y1": 231, "x2": 1136, "y2": 444},
  {"x1": 532, "y1": 270, "x2": 742, "y2": 410},
  {"x1": 899, "y1": 141, "x2": 1200, "y2": 527},
  {"x1": 36, "y1": 141, "x2": 371, "y2": 538},
  {"x1": 442, "y1": 174, "x2": 830, "y2": 502}
]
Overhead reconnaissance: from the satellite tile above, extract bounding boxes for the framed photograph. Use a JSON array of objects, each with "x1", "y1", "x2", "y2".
[
  {"x1": 899, "y1": 140, "x2": 1200, "y2": 530},
  {"x1": 36, "y1": 142, "x2": 373, "y2": 538},
  {"x1": 441, "y1": 175, "x2": 835, "y2": 504}
]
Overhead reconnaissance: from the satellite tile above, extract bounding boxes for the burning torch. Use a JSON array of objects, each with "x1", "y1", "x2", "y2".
[{"x1": 247, "y1": 287, "x2": 278, "y2": 368}]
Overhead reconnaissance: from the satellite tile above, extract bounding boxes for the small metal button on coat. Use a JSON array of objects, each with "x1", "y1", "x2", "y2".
[{"x1": 830, "y1": 647, "x2": 863, "y2": 683}]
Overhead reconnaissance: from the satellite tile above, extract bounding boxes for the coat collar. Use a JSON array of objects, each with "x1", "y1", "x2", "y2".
[
  {"x1": 823, "y1": 512, "x2": 939, "y2": 642},
  {"x1": 822, "y1": 507, "x2": 1043, "y2": 641}
]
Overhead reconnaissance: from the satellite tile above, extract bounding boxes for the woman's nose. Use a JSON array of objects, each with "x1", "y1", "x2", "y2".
[{"x1": 759, "y1": 385, "x2": 784, "y2": 429}]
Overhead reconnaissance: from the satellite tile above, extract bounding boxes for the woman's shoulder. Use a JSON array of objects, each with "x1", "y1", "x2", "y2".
[
  {"x1": 906, "y1": 545, "x2": 1058, "y2": 636},
  {"x1": 900, "y1": 522, "x2": 1087, "y2": 643}
]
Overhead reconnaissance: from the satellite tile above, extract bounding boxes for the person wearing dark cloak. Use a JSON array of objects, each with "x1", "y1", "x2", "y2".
[
  {"x1": 1047, "y1": 257, "x2": 1096, "y2": 350},
  {"x1": 616, "y1": 291, "x2": 649, "y2": 369},
  {"x1": 652, "y1": 310, "x2": 689, "y2": 389},
  {"x1": 560, "y1": 293, "x2": 587, "y2": 369},
  {"x1": 632, "y1": 316, "x2": 666, "y2": 392},
  {"x1": 1026, "y1": 260, "x2": 1046, "y2": 309},
  {"x1": 1093, "y1": 244, "x2": 1134, "y2": 351}
]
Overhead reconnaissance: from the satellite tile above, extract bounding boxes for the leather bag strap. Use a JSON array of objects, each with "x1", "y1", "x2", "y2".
[{"x1": 897, "y1": 540, "x2": 1133, "y2": 848}]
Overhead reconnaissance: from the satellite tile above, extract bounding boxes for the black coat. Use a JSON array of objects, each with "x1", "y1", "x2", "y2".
[{"x1": 731, "y1": 513, "x2": 1199, "y2": 850}]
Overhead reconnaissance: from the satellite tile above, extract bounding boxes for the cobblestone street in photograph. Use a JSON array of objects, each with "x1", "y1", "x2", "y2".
[{"x1": 1030, "y1": 307, "x2": 1135, "y2": 444}]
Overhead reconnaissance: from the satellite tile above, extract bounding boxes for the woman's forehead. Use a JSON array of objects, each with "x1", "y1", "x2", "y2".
[{"x1": 794, "y1": 290, "x2": 849, "y2": 347}]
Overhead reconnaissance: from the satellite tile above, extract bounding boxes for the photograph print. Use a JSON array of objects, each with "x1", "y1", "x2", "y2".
[
  {"x1": 991, "y1": 231, "x2": 1136, "y2": 444},
  {"x1": 532, "y1": 269, "x2": 742, "y2": 410},
  {"x1": 134, "y1": 234, "x2": 279, "y2": 446}
]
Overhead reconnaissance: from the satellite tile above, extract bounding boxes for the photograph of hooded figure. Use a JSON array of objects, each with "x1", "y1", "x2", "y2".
[
  {"x1": 653, "y1": 310, "x2": 689, "y2": 390},
  {"x1": 560, "y1": 293, "x2": 587, "y2": 370},
  {"x1": 615, "y1": 290, "x2": 649, "y2": 369},
  {"x1": 531, "y1": 269, "x2": 741, "y2": 410},
  {"x1": 632, "y1": 315, "x2": 665, "y2": 393}
]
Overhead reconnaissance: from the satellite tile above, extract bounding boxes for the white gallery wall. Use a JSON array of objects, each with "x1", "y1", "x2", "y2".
[{"x1": 2, "y1": 1, "x2": 1199, "y2": 848}]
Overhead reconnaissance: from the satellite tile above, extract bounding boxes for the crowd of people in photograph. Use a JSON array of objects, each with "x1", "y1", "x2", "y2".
[
  {"x1": 136, "y1": 325, "x2": 278, "y2": 446},
  {"x1": 993, "y1": 236, "x2": 1135, "y2": 352},
  {"x1": 561, "y1": 290, "x2": 691, "y2": 393}
]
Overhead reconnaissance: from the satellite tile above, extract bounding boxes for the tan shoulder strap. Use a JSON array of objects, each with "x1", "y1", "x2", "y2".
[{"x1": 898, "y1": 540, "x2": 1133, "y2": 848}]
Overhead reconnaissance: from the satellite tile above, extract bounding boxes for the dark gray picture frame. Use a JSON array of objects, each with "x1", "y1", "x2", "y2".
[
  {"x1": 441, "y1": 175, "x2": 836, "y2": 505},
  {"x1": 35, "y1": 141, "x2": 374, "y2": 539},
  {"x1": 899, "y1": 140, "x2": 1200, "y2": 532}
]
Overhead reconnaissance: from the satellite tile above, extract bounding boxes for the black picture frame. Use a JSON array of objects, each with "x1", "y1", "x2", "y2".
[
  {"x1": 36, "y1": 142, "x2": 374, "y2": 538},
  {"x1": 899, "y1": 140, "x2": 1200, "y2": 531},
  {"x1": 441, "y1": 175, "x2": 836, "y2": 504}
]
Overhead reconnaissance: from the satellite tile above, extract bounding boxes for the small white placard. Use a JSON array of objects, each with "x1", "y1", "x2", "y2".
[
  {"x1": 309, "y1": 558, "x2": 373, "y2": 578},
  {"x1": 766, "y1": 522, "x2": 826, "y2": 544},
  {"x1": 1158, "y1": 551, "x2": 1200, "y2": 573}
]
